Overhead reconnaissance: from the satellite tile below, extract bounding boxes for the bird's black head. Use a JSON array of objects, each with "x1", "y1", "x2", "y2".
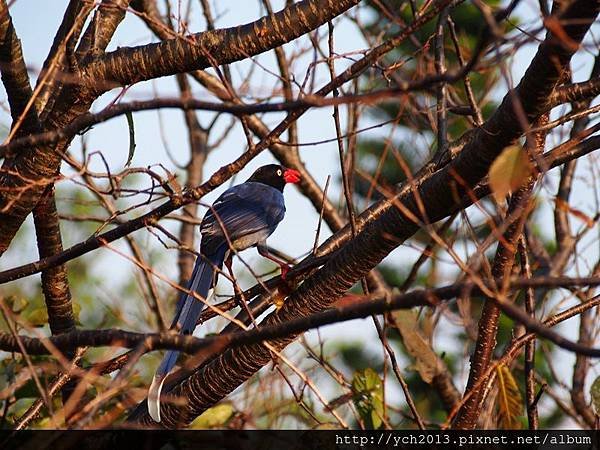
[{"x1": 246, "y1": 164, "x2": 301, "y2": 192}]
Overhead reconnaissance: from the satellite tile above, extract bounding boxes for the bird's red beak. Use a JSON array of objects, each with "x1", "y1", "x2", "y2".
[{"x1": 283, "y1": 168, "x2": 301, "y2": 184}]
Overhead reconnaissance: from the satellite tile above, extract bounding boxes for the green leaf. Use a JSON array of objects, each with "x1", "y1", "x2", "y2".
[
  {"x1": 5, "y1": 296, "x2": 28, "y2": 314},
  {"x1": 590, "y1": 376, "x2": 600, "y2": 415},
  {"x1": 190, "y1": 403, "x2": 234, "y2": 429},
  {"x1": 125, "y1": 111, "x2": 136, "y2": 167},
  {"x1": 352, "y1": 368, "x2": 384, "y2": 429},
  {"x1": 24, "y1": 307, "x2": 48, "y2": 327}
]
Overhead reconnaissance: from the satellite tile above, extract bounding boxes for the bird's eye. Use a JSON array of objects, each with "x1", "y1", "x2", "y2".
[{"x1": 277, "y1": 169, "x2": 282, "y2": 176}]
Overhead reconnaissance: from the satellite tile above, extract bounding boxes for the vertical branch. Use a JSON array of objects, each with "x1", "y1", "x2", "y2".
[
  {"x1": 261, "y1": 0, "x2": 298, "y2": 146},
  {"x1": 32, "y1": 185, "x2": 78, "y2": 413},
  {"x1": 453, "y1": 186, "x2": 533, "y2": 429},
  {"x1": 570, "y1": 261, "x2": 600, "y2": 428},
  {"x1": 327, "y1": 22, "x2": 357, "y2": 235},
  {"x1": 447, "y1": 16, "x2": 483, "y2": 126},
  {"x1": 174, "y1": 73, "x2": 209, "y2": 285},
  {"x1": 555, "y1": 61, "x2": 600, "y2": 428},
  {"x1": 76, "y1": 0, "x2": 132, "y2": 61},
  {"x1": 571, "y1": 299, "x2": 596, "y2": 427},
  {"x1": 1, "y1": 0, "x2": 81, "y2": 415},
  {"x1": 434, "y1": 7, "x2": 449, "y2": 152},
  {"x1": 33, "y1": 186, "x2": 76, "y2": 336},
  {"x1": 454, "y1": 113, "x2": 549, "y2": 429},
  {"x1": 553, "y1": 56, "x2": 600, "y2": 271},
  {"x1": 0, "y1": 0, "x2": 80, "y2": 411},
  {"x1": 36, "y1": 0, "x2": 95, "y2": 121},
  {"x1": 518, "y1": 237, "x2": 538, "y2": 429}
]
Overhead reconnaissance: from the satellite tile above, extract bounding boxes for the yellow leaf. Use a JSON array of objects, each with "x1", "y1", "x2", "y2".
[
  {"x1": 25, "y1": 307, "x2": 48, "y2": 327},
  {"x1": 489, "y1": 145, "x2": 532, "y2": 202},
  {"x1": 190, "y1": 403, "x2": 234, "y2": 429},
  {"x1": 496, "y1": 364, "x2": 523, "y2": 429}
]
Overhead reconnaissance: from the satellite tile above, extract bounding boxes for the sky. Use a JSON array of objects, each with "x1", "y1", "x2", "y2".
[{"x1": 1, "y1": 0, "x2": 599, "y2": 426}]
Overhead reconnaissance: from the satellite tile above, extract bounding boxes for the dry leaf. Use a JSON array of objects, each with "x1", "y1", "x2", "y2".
[
  {"x1": 555, "y1": 198, "x2": 595, "y2": 227},
  {"x1": 496, "y1": 364, "x2": 523, "y2": 429},
  {"x1": 393, "y1": 310, "x2": 444, "y2": 384},
  {"x1": 543, "y1": 16, "x2": 579, "y2": 51},
  {"x1": 489, "y1": 145, "x2": 533, "y2": 202}
]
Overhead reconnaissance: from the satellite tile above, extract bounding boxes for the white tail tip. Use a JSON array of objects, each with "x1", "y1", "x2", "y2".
[{"x1": 148, "y1": 374, "x2": 166, "y2": 422}]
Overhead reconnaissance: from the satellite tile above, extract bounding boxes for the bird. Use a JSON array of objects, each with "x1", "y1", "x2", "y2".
[{"x1": 147, "y1": 164, "x2": 301, "y2": 422}]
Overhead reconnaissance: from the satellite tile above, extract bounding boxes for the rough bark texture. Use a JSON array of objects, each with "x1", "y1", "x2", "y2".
[
  {"x1": 132, "y1": 0, "x2": 600, "y2": 427},
  {"x1": 33, "y1": 186, "x2": 75, "y2": 335},
  {"x1": 0, "y1": 0, "x2": 39, "y2": 132},
  {"x1": 453, "y1": 182, "x2": 537, "y2": 428},
  {"x1": 79, "y1": 0, "x2": 361, "y2": 93}
]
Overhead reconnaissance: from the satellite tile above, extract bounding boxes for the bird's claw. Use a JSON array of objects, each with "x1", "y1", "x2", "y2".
[{"x1": 280, "y1": 264, "x2": 291, "y2": 280}]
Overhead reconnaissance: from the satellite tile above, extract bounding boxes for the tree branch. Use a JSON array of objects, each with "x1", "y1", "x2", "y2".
[
  {"x1": 0, "y1": 0, "x2": 40, "y2": 132},
  {"x1": 78, "y1": 0, "x2": 361, "y2": 95}
]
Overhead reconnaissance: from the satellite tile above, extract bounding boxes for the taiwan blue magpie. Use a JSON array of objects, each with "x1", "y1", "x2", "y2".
[{"x1": 148, "y1": 164, "x2": 301, "y2": 422}]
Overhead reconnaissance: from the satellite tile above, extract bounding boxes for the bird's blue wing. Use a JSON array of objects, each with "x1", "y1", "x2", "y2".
[{"x1": 200, "y1": 182, "x2": 285, "y2": 254}]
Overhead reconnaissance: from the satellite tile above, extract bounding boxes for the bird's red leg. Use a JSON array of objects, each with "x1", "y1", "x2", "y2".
[
  {"x1": 257, "y1": 244, "x2": 291, "y2": 279},
  {"x1": 224, "y1": 253, "x2": 234, "y2": 279},
  {"x1": 224, "y1": 254, "x2": 243, "y2": 308},
  {"x1": 225, "y1": 253, "x2": 259, "y2": 325}
]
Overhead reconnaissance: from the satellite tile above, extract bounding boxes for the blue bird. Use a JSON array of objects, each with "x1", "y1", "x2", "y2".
[{"x1": 148, "y1": 164, "x2": 301, "y2": 422}]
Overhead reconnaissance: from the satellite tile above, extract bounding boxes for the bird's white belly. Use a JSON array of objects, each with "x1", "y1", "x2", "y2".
[{"x1": 232, "y1": 229, "x2": 271, "y2": 251}]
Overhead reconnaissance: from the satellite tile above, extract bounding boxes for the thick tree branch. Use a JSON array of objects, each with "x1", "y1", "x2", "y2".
[
  {"x1": 0, "y1": 1, "x2": 128, "y2": 259},
  {"x1": 1, "y1": 125, "x2": 599, "y2": 288},
  {"x1": 33, "y1": 185, "x2": 76, "y2": 336},
  {"x1": 548, "y1": 77, "x2": 600, "y2": 109},
  {"x1": 36, "y1": 0, "x2": 94, "y2": 120},
  {"x1": 78, "y1": 0, "x2": 361, "y2": 95},
  {"x1": 0, "y1": 0, "x2": 40, "y2": 133},
  {"x1": 0, "y1": 0, "x2": 362, "y2": 261},
  {"x1": 76, "y1": 0, "x2": 131, "y2": 61}
]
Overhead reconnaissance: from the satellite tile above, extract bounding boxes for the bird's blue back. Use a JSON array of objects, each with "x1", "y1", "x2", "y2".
[{"x1": 200, "y1": 181, "x2": 286, "y2": 255}]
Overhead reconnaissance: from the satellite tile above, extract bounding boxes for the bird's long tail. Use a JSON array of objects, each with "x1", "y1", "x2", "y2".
[{"x1": 148, "y1": 246, "x2": 226, "y2": 422}]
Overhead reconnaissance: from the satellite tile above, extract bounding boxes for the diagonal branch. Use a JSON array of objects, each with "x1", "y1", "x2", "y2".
[
  {"x1": 79, "y1": 0, "x2": 362, "y2": 95},
  {"x1": 0, "y1": 0, "x2": 454, "y2": 284}
]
